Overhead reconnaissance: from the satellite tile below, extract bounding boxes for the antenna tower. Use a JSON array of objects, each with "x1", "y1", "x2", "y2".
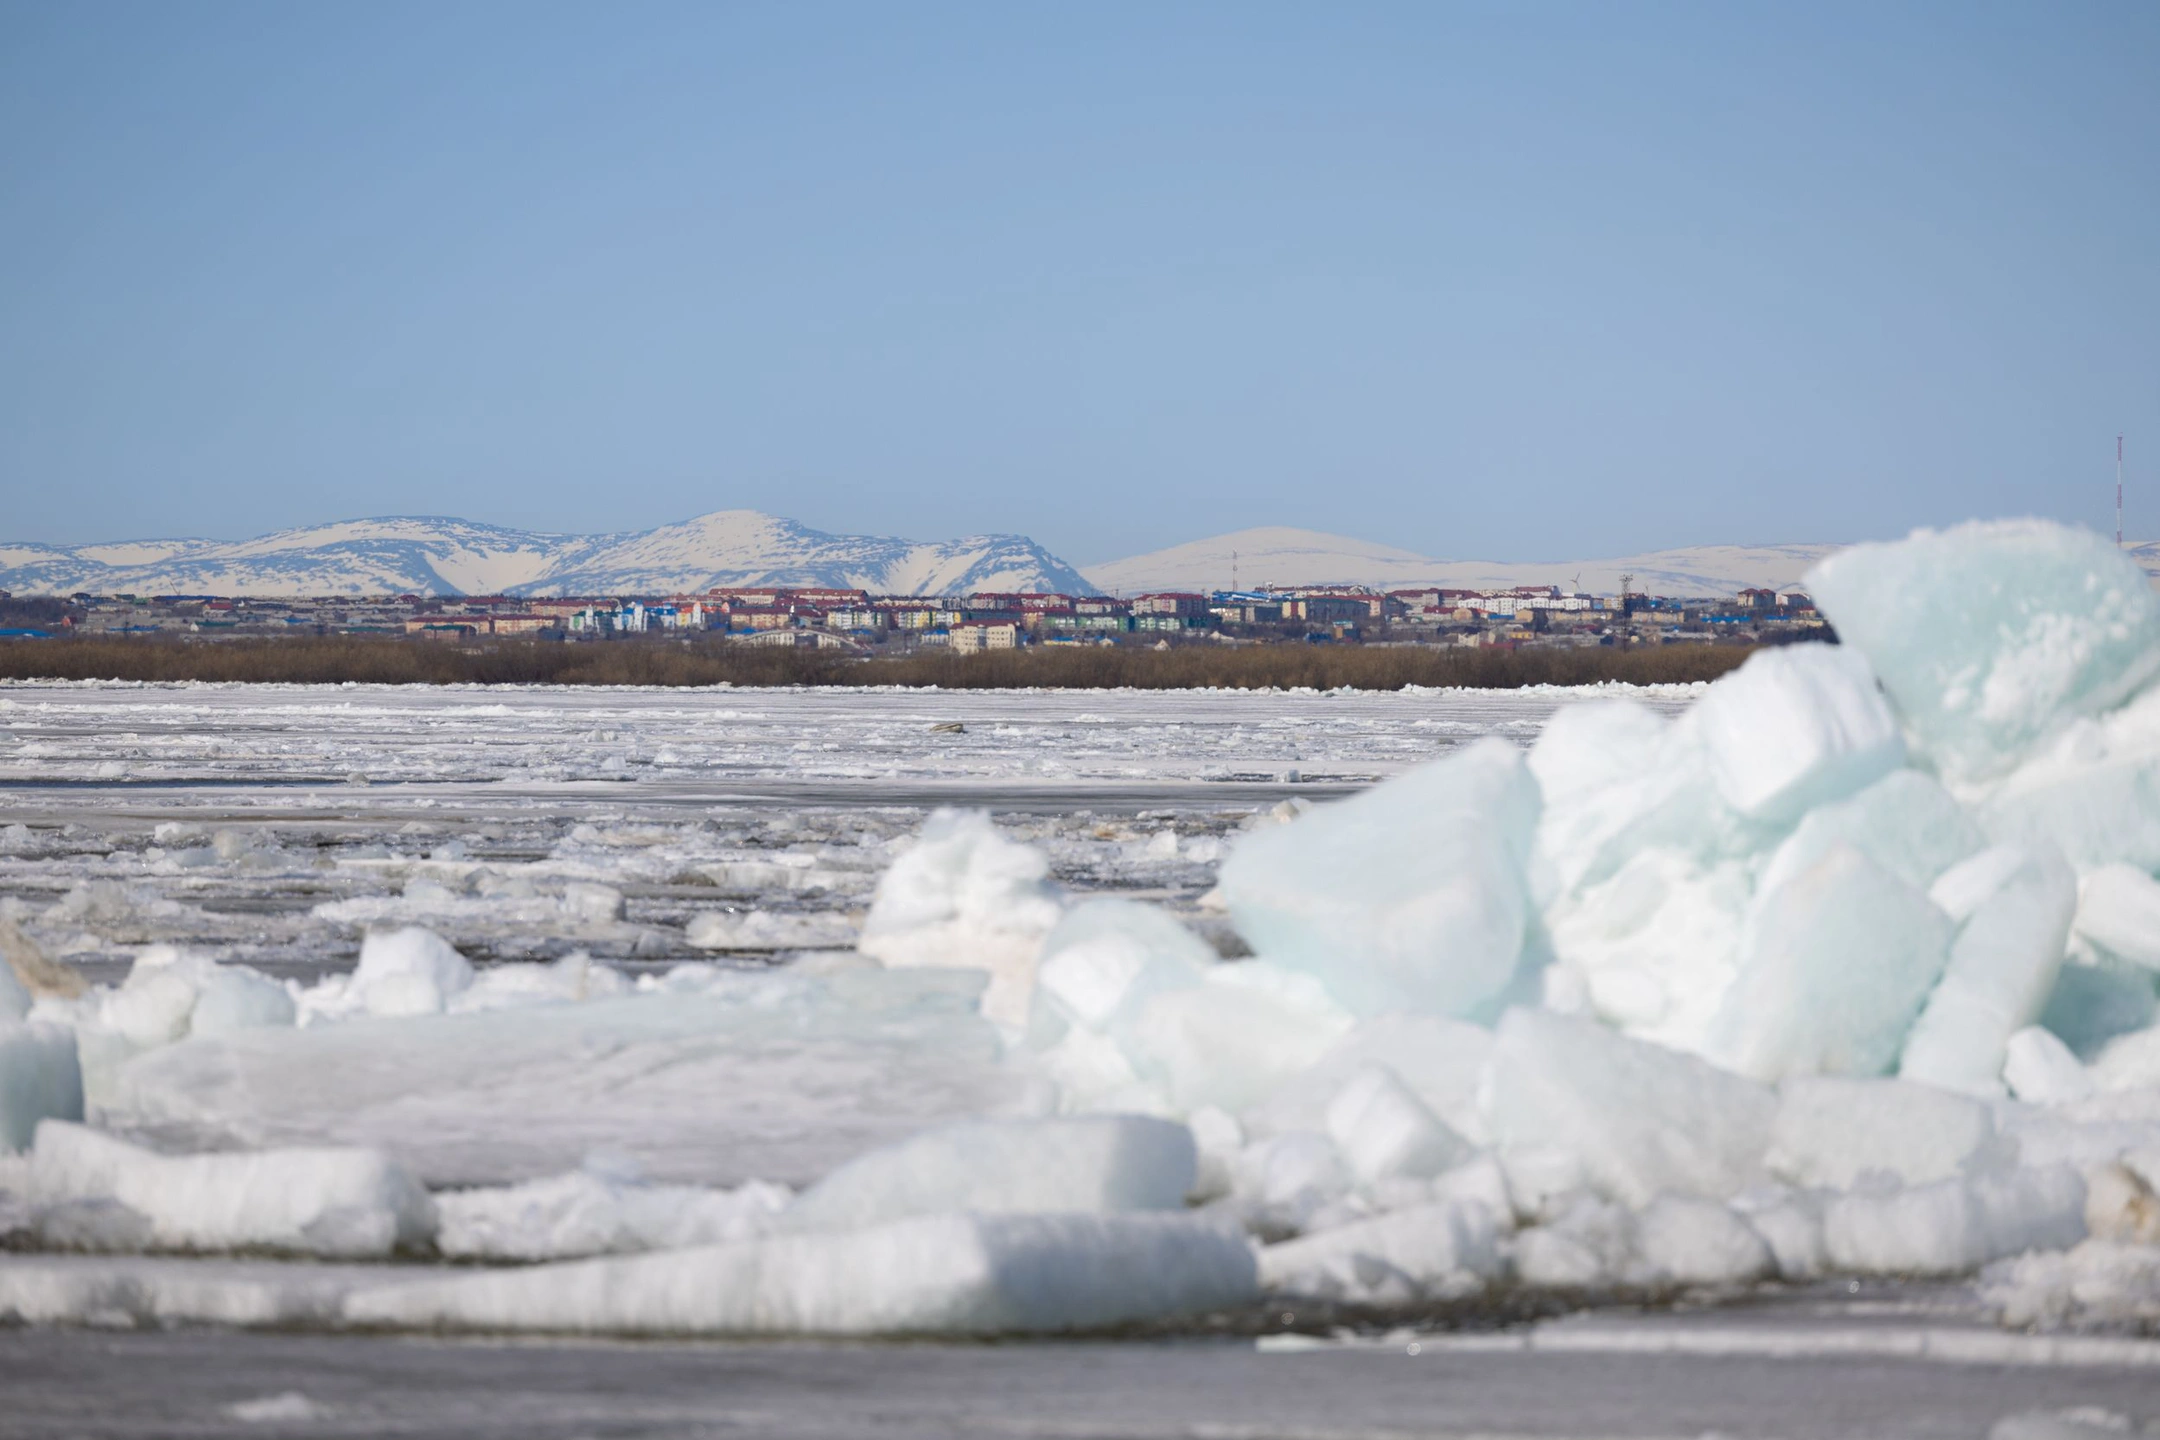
[
  {"x1": 2119, "y1": 436, "x2": 2126, "y2": 549},
  {"x1": 1231, "y1": 550, "x2": 1238, "y2": 592}
]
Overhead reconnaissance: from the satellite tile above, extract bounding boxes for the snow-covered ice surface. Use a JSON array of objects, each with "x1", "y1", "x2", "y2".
[
  {"x1": 108, "y1": 970, "x2": 1039, "y2": 1187},
  {"x1": 0, "y1": 680, "x2": 1661, "y2": 791},
  {"x1": 0, "y1": 681, "x2": 1691, "y2": 985},
  {"x1": 11, "y1": 527, "x2": 2160, "y2": 1399}
]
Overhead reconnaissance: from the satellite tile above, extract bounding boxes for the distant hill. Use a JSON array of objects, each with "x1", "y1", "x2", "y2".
[
  {"x1": 0, "y1": 511, "x2": 1095, "y2": 598},
  {"x1": 1087, "y1": 526, "x2": 1871, "y2": 597}
]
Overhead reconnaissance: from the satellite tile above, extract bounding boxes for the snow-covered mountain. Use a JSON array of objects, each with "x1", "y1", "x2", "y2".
[
  {"x1": 524, "y1": 512, "x2": 1091, "y2": 597},
  {"x1": 0, "y1": 512, "x2": 1095, "y2": 598},
  {"x1": 1086, "y1": 526, "x2": 2070, "y2": 597}
]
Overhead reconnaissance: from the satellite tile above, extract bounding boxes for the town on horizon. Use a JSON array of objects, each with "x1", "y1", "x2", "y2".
[{"x1": 0, "y1": 578, "x2": 1829, "y2": 655}]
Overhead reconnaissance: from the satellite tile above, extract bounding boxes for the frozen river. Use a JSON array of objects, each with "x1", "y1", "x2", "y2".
[
  {"x1": 0, "y1": 679, "x2": 1701, "y2": 799},
  {"x1": 5, "y1": 678, "x2": 2155, "y2": 1438},
  {"x1": 0, "y1": 681, "x2": 1698, "y2": 982}
]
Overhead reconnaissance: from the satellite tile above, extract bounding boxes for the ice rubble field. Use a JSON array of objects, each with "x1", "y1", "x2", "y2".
[
  {"x1": 0, "y1": 682, "x2": 1665, "y2": 982},
  {"x1": 8, "y1": 519, "x2": 2160, "y2": 1341},
  {"x1": 0, "y1": 790, "x2": 1237, "y2": 987}
]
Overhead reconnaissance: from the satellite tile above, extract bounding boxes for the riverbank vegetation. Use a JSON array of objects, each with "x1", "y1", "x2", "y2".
[{"x1": 0, "y1": 635, "x2": 1758, "y2": 690}]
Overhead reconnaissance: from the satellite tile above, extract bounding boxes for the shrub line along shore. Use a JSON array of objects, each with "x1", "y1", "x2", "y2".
[{"x1": 0, "y1": 636, "x2": 1753, "y2": 690}]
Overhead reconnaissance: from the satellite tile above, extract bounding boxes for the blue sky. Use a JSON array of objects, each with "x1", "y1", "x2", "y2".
[{"x1": 3, "y1": 1, "x2": 2156, "y2": 563}]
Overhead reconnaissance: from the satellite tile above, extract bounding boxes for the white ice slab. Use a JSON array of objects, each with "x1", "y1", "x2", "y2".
[
  {"x1": 343, "y1": 1211, "x2": 1259, "y2": 1337},
  {"x1": 1258, "y1": 1199, "x2": 1503, "y2": 1303},
  {"x1": 1219, "y1": 739, "x2": 1537, "y2": 1018},
  {"x1": 858, "y1": 809, "x2": 1064, "y2": 1029},
  {"x1": 782, "y1": 1115, "x2": 1196, "y2": 1232},
  {"x1": 1900, "y1": 845, "x2": 2076, "y2": 1094},
  {"x1": 1485, "y1": 1008, "x2": 1774, "y2": 1207},
  {"x1": 1691, "y1": 643, "x2": 1904, "y2": 824},
  {"x1": 0, "y1": 1022, "x2": 82, "y2": 1152},
  {"x1": 2073, "y1": 864, "x2": 2160, "y2": 970},
  {"x1": 25, "y1": 1121, "x2": 433, "y2": 1259},
  {"x1": 1821, "y1": 1164, "x2": 2087, "y2": 1276},
  {"x1": 434, "y1": 1170, "x2": 789, "y2": 1261},
  {"x1": 1710, "y1": 846, "x2": 1952, "y2": 1082},
  {"x1": 1807, "y1": 520, "x2": 2160, "y2": 784},
  {"x1": 1764, "y1": 1077, "x2": 1997, "y2": 1190}
]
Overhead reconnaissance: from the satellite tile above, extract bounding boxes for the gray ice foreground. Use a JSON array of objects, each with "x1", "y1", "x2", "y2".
[
  {"x1": 17, "y1": 671, "x2": 2160, "y2": 1428},
  {"x1": 2, "y1": 1294, "x2": 2157, "y2": 1440}
]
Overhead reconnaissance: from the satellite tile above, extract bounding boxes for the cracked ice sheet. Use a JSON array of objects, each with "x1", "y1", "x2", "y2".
[
  {"x1": 105, "y1": 967, "x2": 1045, "y2": 1188},
  {"x1": 0, "y1": 681, "x2": 1700, "y2": 984}
]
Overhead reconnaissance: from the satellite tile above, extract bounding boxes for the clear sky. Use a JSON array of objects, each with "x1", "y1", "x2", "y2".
[{"x1": 3, "y1": 1, "x2": 2157, "y2": 565}]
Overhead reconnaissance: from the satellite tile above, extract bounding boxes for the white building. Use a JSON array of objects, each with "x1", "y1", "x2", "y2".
[{"x1": 951, "y1": 622, "x2": 1021, "y2": 654}]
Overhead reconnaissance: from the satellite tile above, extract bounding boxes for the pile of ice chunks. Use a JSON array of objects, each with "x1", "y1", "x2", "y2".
[{"x1": 8, "y1": 517, "x2": 2160, "y2": 1337}]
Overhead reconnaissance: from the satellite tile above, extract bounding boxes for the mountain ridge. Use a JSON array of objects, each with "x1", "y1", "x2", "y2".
[
  {"x1": 13, "y1": 514, "x2": 2149, "y2": 603},
  {"x1": 0, "y1": 511, "x2": 1095, "y2": 599}
]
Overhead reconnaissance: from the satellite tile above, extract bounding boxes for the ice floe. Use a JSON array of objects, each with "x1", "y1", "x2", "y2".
[
  {"x1": 1217, "y1": 737, "x2": 1536, "y2": 1019},
  {"x1": 782, "y1": 1115, "x2": 1195, "y2": 1232},
  {"x1": 341, "y1": 1211, "x2": 1258, "y2": 1337},
  {"x1": 434, "y1": 1166, "x2": 789, "y2": 1262},
  {"x1": 19, "y1": 1121, "x2": 432, "y2": 1259}
]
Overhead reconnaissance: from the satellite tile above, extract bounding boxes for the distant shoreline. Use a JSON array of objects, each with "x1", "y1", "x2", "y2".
[{"x1": 0, "y1": 635, "x2": 1753, "y2": 691}]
